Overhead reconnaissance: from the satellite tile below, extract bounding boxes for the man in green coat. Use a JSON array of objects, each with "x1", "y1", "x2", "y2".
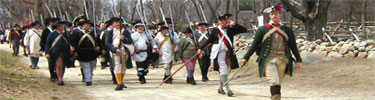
[{"x1": 241, "y1": 5, "x2": 303, "y2": 100}]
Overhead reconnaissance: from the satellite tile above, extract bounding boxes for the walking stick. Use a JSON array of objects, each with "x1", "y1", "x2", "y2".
[
  {"x1": 156, "y1": 43, "x2": 212, "y2": 88},
  {"x1": 220, "y1": 62, "x2": 249, "y2": 89}
]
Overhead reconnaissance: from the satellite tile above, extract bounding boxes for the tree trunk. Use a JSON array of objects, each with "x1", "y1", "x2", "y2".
[
  {"x1": 304, "y1": 19, "x2": 324, "y2": 41},
  {"x1": 281, "y1": 0, "x2": 331, "y2": 41},
  {"x1": 225, "y1": 0, "x2": 230, "y2": 14},
  {"x1": 191, "y1": 0, "x2": 203, "y2": 22}
]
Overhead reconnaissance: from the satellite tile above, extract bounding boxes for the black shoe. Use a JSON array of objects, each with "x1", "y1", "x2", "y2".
[
  {"x1": 218, "y1": 88, "x2": 226, "y2": 94},
  {"x1": 165, "y1": 75, "x2": 172, "y2": 84},
  {"x1": 202, "y1": 76, "x2": 209, "y2": 82},
  {"x1": 227, "y1": 90, "x2": 234, "y2": 97},
  {"x1": 81, "y1": 69, "x2": 85, "y2": 82},
  {"x1": 35, "y1": 66, "x2": 40, "y2": 69},
  {"x1": 139, "y1": 76, "x2": 146, "y2": 84},
  {"x1": 115, "y1": 84, "x2": 123, "y2": 91},
  {"x1": 50, "y1": 78, "x2": 57, "y2": 82},
  {"x1": 57, "y1": 81, "x2": 64, "y2": 85},
  {"x1": 186, "y1": 77, "x2": 191, "y2": 83},
  {"x1": 121, "y1": 83, "x2": 128, "y2": 88},
  {"x1": 24, "y1": 54, "x2": 28, "y2": 57},
  {"x1": 86, "y1": 82, "x2": 92, "y2": 86},
  {"x1": 190, "y1": 77, "x2": 197, "y2": 85}
]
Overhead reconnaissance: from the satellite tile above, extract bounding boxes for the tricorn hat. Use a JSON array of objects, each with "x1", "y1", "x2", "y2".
[
  {"x1": 45, "y1": 17, "x2": 60, "y2": 25},
  {"x1": 72, "y1": 14, "x2": 87, "y2": 26},
  {"x1": 263, "y1": 5, "x2": 287, "y2": 13},
  {"x1": 132, "y1": 20, "x2": 145, "y2": 28},
  {"x1": 217, "y1": 14, "x2": 232, "y2": 20}
]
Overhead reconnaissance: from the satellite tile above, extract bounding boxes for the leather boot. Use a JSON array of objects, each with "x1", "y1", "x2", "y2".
[
  {"x1": 271, "y1": 94, "x2": 281, "y2": 100},
  {"x1": 190, "y1": 77, "x2": 197, "y2": 85},
  {"x1": 139, "y1": 75, "x2": 146, "y2": 84},
  {"x1": 218, "y1": 88, "x2": 226, "y2": 94},
  {"x1": 227, "y1": 90, "x2": 234, "y2": 97},
  {"x1": 186, "y1": 77, "x2": 190, "y2": 83},
  {"x1": 80, "y1": 69, "x2": 85, "y2": 82}
]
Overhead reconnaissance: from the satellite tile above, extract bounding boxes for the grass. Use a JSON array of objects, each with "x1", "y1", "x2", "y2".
[{"x1": 0, "y1": 50, "x2": 88, "y2": 100}]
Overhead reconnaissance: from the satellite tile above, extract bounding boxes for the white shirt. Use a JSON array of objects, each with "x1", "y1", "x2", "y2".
[
  {"x1": 155, "y1": 32, "x2": 174, "y2": 63},
  {"x1": 24, "y1": 28, "x2": 43, "y2": 56},
  {"x1": 112, "y1": 28, "x2": 123, "y2": 49},
  {"x1": 131, "y1": 31, "x2": 149, "y2": 62}
]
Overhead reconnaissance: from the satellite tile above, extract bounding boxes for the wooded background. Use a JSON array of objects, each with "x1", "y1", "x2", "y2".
[{"x1": 0, "y1": 0, "x2": 374, "y2": 41}]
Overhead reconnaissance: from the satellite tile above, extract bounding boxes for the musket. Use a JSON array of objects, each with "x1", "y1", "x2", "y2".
[
  {"x1": 110, "y1": 6, "x2": 117, "y2": 17},
  {"x1": 92, "y1": 0, "x2": 97, "y2": 37},
  {"x1": 220, "y1": 63, "x2": 249, "y2": 89},
  {"x1": 30, "y1": 10, "x2": 35, "y2": 22},
  {"x1": 44, "y1": 3, "x2": 53, "y2": 17},
  {"x1": 168, "y1": 5, "x2": 176, "y2": 34},
  {"x1": 53, "y1": 9, "x2": 57, "y2": 17},
  {"x1": 135, "y1": 4, "x2": 154, "y2": 45},
  {"x1": 40, "y1": 14, "x2": 45, "y2": 27},
  {"x1": 199, "y1": 5, "x2": 207, "y2": 23},
  {"x1": 65, "y1": 11, "x2": 71, "y2": 22},
  {"x1": 118, "y1": 0, "x2": 123, "y2": 64},
  {"x1": 55, "y1": 0, "x2": 63, "y2": 20},
  {"x1": 82, "y1": 0, "x2": 89, "y2": 20},
  {"x1": 158, "y1": 7, "x2": 175, "y2": 44},
  {"x1": 157, "y1": 43, "x2": 213, "y2": 88},
  {"x1": 184, "y1": 10, "x2": 202, "y2": 68}
]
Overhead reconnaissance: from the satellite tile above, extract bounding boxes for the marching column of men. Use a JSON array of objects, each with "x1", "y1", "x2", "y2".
[{"x1": 3, "y1": 5, "x2": 304, "y2": 99}]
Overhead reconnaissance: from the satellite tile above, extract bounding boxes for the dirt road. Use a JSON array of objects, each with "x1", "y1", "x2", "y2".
[{"x1": 1, "y1": 44, "x2": 374, "y2": 100}]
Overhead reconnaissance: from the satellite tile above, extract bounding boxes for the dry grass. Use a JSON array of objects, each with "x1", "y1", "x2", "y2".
[{"x1": 0, "y1": 50, "x2": 89, "y2": 100}]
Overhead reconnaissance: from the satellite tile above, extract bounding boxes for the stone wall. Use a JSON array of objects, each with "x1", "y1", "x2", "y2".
[{"x1": 233, "y1": 36, "x2": 375, "y2": 59}]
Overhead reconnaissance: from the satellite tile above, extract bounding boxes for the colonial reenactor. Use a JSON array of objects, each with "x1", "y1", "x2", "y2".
[
  {"x1": 198, "y1": 14, "x2": 247, "y2": 96},
  {"x1": 9, "y1": 24, "x2": 22, "y2": 56},
  {"x1": 45, "y1": 21, "x2": 73, "y2": 85},
  {"x1": 63, "y1": 21, "x2": 76, "y2": 68},
  {"x1": 193, "y1": 22, "x2": 211, "y2": 82},
  {"x1": 71, "y1": 20, "x2": 100, "y2": 86},
  {"x1": 24, "y1": 21, "x2": 43, "y2": 69},
  {"x1": 71, "y1": 15, "x2": 88, "y2": 82},
  {"x1": 148, "y1": 25, "x2": 160, "y2": 68},
  {"x1": 41, "y1": 18, "x2": 60, "y2": 52},
  {"x1": 20, "y1": 26, "x2": 29, "y2": 57},
  {"x1": 154, "y1": 26, "x2": 174, "y2": 84},
  {"x1": 131, "y1": 20, "x2": 158, "y2": 84},
  {"x1": 241, "y1": 6, "x2": 303, "y2": 100},
  {"x1": 177, "y1": 28, "x2": 198, "y2": 85},
  {"x1": 40, "y1": 17, "x2": 60, "y2": 82},
  {"x1": 105, "y1": 17, "x2": 134, "y2": 90},
  {"x1": 100, "y1": 19, "x2": 117, "y2": 84},
  {"x1": 97, "y1": 21, "x2": 110, "y2": 69}
]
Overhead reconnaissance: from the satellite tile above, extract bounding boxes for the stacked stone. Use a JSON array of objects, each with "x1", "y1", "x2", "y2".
[
  {"x1": 233, "y1": 36, "x2": 375, "y2": 59},
  {"x1": 296, "y1": 39, "x2": 375, "y2": 59}
]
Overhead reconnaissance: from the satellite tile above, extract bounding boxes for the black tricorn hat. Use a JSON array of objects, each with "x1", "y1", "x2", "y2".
[
  {"x1": 45, "y1": 17, "x2": 60, "y2": 25},
  {"x1": 132, "y1": 20, "x2": 145, "y2": 27},
  {"x1": 109, "y1": 17, "x2": 123, "y2": 25},
  {"x1": 197, "y1": 22, "x2": 209, "y2": 26},
  {"x1": 13, "y1": 24, "x2": 21, "y2": 27},
  {"x1": 217, "y1": 14, "x2": 232, "y2": 20},
  {"x1": 30, "y1": 21, "x2": 41, "y2": 27},
  {"x1": 159, "y1": 26, "x2": 169, "y2": 31},
  {"x1": 148, "y1": 25, "x2": 157, "y2": 29},
  {"x1": 72, "y1": 14, "x2": 87, "y2": 26},
  {"x1": 79, "y1": 20, "x2": 94, "y2": 26},
  {"x1": 52, "y1": 21, "x2": 67, "y2": 29},
  {"x1": 183, "y1": 28, "x2": 192, "y2": 33}
]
